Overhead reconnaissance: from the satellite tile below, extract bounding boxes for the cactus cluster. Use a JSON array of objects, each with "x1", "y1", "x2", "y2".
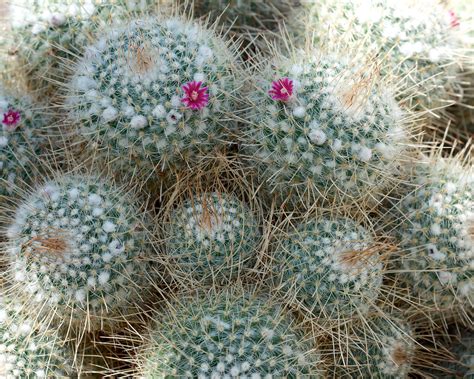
[
  {"x1": 245, "y1": 51, "x2": 407, "y2": 206},
  {"x1": 394, "y1": 158, "x2": 473, "y2": 310},
  {"x1": 164, "y1": 192, "x2": 261, "y2": 283},
  {"x1": 0, "y1": 87, "x2": 46, "y2": 199},
  {"x1": 273, "y1": 217, "x2": 384, "y2": 318},
  {"x1": 0, "y1": 296, "x2": 72, "y2": 378},
  {"x1": 66, "y1": 16, "x2": 238, "y2": 175},
  {"x1": 304, "y1": 0, "x2": 464, "y2": 111},
  {"x1": 0, "y1": 0, "x2": 473, "y2": 377},
  {"x1": 4, "y1": 0, "x2": 157, "y2": 95},
  {"x1": 5, "y1": 174, "x2": 153, "y2": 328},
  {"x1": 137, "y1": 289, "x2": 323, "y2": 377}
]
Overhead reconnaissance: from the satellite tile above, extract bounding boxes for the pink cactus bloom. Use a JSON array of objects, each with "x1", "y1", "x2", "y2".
[
  {"x1": 181, "y1": 81, "x2": 209, "y2": 110},
  {"x1": 2, "y1": 109, "x2": 21, "y2": 130},
  {"x1": 448, "y1": 10, "x2": 460, "y2": 28},
  {"x1": 268, "y1": 77, "x2": 294, "y2": 102}
]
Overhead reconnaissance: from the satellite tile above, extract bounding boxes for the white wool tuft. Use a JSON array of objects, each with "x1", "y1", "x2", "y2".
[
  {"x1": 102, "y1": 106, "x2": 118, "y2": 122},
  {"x1": 130, "y1": 115, "x2": 148, "y2": 129}
]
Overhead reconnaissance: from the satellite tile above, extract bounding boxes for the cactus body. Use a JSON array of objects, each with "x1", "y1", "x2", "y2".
[
  {"x1": 66, "y1": 17, "x2": 238, "y2": 175},
  {"x1": 245, "y1": 51, "x2": 406, "y2": 207},
  {"x1": 138, "y1": 289, "x2": 323, "y2": 377},
  {"x1": 5, "y1": 174, "x2": 152, "y2": 328},
  {"x1": 164, "y1": 192, "x2": 260, "y2": 283}
]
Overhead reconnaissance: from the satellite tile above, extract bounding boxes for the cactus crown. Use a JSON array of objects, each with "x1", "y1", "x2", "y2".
[
  {"x1": 139, "y1": 289, "x2": 323, "y2": 378},
  {"x1": 164, "y1": 191, "x2": 261, "y2": 284},
  {"x1": 5, "y1": 174, "x2": 152, "y2": 325},
  {"x1": 66, "y1": 16, "x2": 238, "y2": 174},
  {"x1": 274, "y1": 216, "x2": 384, "y2": 318},
  {"x1": 245, "y1": 50, "x2": 407, "y2": 207}
]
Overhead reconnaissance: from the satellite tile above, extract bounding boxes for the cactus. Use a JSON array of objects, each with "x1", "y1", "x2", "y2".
[
  {"x1": 0, "y1": 296, "x2": 72, "y2": 378},
  {"x1": 4, "y1": 0, "x2": 160, "y2": 96},
  {"x1": 0, "y1": 86, "x2": 46, "y2": 200},
  {"x1": 273, "y1": 216, "x2": 384, "y2": 318},
  {"x1": 244, "y1": 50, "x2": 407, "y2": 208},
  {"x1": 65, "y1": 16, "x2": 239, "y2": 176},
  {"x1": 5, "y1": 173, "x2": 153, "y2": 330},
  {"x1": 393, "y1": 157, "x2": 473, "y2": 311},
  {"x1": 331, "y1": 315, "x2": 415, "y2": 378},
  {"x1": 303, "y1": 0, "x2": 464, "y2": 112},
  {"x1": 163, "y1": 191, "x2": 261, "y2": 284},
  {"x1": 136, "y1": 288, "x2": 323, "y2": 377}
]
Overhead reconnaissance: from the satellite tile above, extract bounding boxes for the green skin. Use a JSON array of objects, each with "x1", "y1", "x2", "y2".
[
  {"x1": 69, "y1": 17, "x2": 237, "y2": 173},
  {"x1": 275, "y1": 217, "x2": 383, "y2": 318},
  {"x1": 0, "y1": 93, "x2": 45, "y2": 199},
  {"x1": 165, "y1": 192, "x2": 260, "y2": 283},
  {"x1": 6, "y1": 0, "x2": 155, "y2": 94},
  {"x1": 141, "y1": 291, "x2": 322, "y2": 378},
  {"x1": 0, "y1": 298, "x2": 72, "y2": 378},
  {"x1": 396, "y1": 162, "x2": 473, "y2": 309},
  {"x1": 7, "y1": 175, "x2": 151, "y2": 324},
  {"x1": 247, "y1": 54, "x2": 404, "y2": 205},
  {"x1": 333, "y1": 317, "x2": 415, "y2": 379}
]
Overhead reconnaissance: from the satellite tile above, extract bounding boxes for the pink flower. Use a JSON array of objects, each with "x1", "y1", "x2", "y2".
[
  {"x1": 448, "y1": 10, "x2": 460, "y2": 28},
  {"x1": 2, "y1": 109, "x2": 21, "y2": 130},
  {"x1": 268, "y1": 77, "x2": 294, "y2": 102},
  {"x1": 181, "y1": 81, "x2": 209, "y2": 110}
]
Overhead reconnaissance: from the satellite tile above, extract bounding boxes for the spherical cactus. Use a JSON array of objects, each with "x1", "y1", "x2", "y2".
[
  {"x1": 0, "y1": 86, "x2": 46, "y2": 200},
  {"x1": 136, "y1": 289, "x2": 323, "y2": 377},
  {"x1": 5, "y1": 0, "x2": 160, "y2": 95},
  {"x1": 331, "y1": 315, "x2": 415, "y2": 378},
  {"x1": 304, "y1": 0, "x2": 464, "y2": 112},
  {"x1": 244, "y1": 50, "x2": 407, "y2": 208},
  {"x1": 394, "y1": 157, "x2": 473, "y2": 310},
  {"x1": 66, "y1": 16, "x2": 239, "y2": 176},
  {"x1": 273, "y1": 216, "x2": 384, "y2": 318},
  {"x1": 0, "y1": 296, "x2": 73, "y2": 378},
  {"x1": 5, "y1": 174, "x2": 153, "y2": 330},
  {"x1": 163, "y1": 192, "x2": 261, "y2": 284}
]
